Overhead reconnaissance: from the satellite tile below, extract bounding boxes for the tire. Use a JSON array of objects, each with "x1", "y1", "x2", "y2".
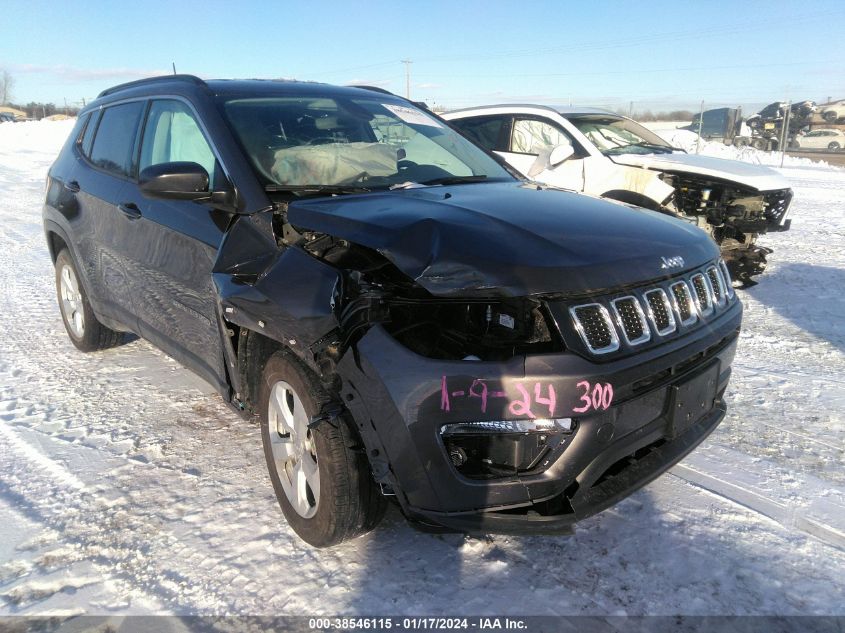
[
  {"x1": 788, "y1": 140, "x2": 799, "y2": 149},
  {"x1": 259, "y1": 351, "x2": 385, "y2": 547},
  {"x1": 822, "y1": 111, "x2": 838, "y2": 122},
  {"x1": 54, "y1": 248, "x2": 123, "y2": 352},
  {"x1": 750, "y1": 138, "x2": 766, "y2": 150},
  {"x1": 828, "y1": 142, "x2": 841, "y2": 150}
]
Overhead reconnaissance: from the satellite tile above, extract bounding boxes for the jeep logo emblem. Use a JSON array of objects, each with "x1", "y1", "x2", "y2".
[{"x1": 660, "y1": 256, "x2": 685, "y2": 269}]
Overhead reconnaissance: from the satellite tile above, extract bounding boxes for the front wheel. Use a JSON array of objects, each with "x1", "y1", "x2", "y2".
[
  {"x1": 828, "y1": 142, "x2": 841, "y2": 150},
  {"x1": 54, "y1": 248, "x2": 123, "y2": 352},
  {"x1": 259, "y1": 351, "x2": 385, "y2": 547}
]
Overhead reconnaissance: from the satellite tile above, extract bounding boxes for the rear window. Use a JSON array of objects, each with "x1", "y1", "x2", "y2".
[{"x1": 89, "y1": 102, "x2": 145, "y2": 177}]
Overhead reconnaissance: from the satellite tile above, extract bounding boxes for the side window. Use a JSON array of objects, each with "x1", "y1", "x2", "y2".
[
  {"x1": 139, "y1": 100, "x2": 217, "y2": 187},
  {"x1": 89, "y1": 102, "x2": 145, "y2": 177},
  {"x1": 451, "y1": 116, "x2": 508, "y2": 152},
  {"x1": 79, "y1": 111, "x2": 100, "y2": 157},
  {"x1": 510, "y1": 118, "x2": 573, "y2": 155}
]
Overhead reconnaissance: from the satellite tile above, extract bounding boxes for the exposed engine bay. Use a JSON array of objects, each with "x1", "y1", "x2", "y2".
[{"x1": 661, "y1": 172, "x2": 792, "y2": 286}]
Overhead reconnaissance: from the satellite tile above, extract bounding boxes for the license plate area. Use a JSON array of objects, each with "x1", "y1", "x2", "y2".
[{"x1": 666, "y1": 361, "x2": 720, "y2": 438}]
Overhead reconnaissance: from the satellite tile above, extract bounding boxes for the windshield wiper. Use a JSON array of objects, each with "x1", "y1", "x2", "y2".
[
  {"x1": 632, "y1": 142, "x2": 674, "y2": 153},
  {"x1": 419, "y1": 175, "x2": 488, "y2": 186},
  {"x1": 264, "y1": 184, "x2": 373, "y2": 195}
]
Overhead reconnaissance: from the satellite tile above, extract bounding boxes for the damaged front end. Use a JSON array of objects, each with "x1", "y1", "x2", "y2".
[
  {"x1": 213, "y1": 183, "x2": 742, "y2": 535},
  {"x1": 661, "y1": 172, "x2": 792, "y2": 286}
]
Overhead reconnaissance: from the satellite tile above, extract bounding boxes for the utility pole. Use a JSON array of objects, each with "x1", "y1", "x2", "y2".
[
  {"x1": 401, "y1": 59, "x2": 412, "y2": 99},
  {"x1": 172, "y1": 62, "x2": 177, "y2": 75},
  {"x1": 779, "y1": 101, "x2": 791, "y2": 168},
  {"x1": 695, "y1": 100, "x2": 705, "y2": 154}
]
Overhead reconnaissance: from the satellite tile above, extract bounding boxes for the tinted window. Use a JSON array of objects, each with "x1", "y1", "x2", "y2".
[
  {"x1": 451, "y1": 116, "x2": 507, "y2": 152},
  {"x1": 79, "y1": 111, "x2": 100, "y2": 157},
  {"x1": 139, "y1": 100, "x2": 217, "y2": 186},
  {"x1": 89, "y1": 102, "x2": 145, "y2": 177}
]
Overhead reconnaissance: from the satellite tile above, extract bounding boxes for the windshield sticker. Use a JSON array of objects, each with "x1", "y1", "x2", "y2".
[{"x1": 382, "y1": 103, "x2": 443, "y2": 128}]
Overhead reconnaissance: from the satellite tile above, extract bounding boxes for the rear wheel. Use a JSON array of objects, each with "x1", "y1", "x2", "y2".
[
  {"x1": 822, "y1": 111, "x2": 838, "y2": 122},
  {"x1": 54, "y1": 248, "x2": 123, "y2": 352},
  {"x1": 259, "y1": 351, "x2": 385, "y2": 547},
  {"x1": 828, "y1": 142, "x2": 841, "y2": 150}
]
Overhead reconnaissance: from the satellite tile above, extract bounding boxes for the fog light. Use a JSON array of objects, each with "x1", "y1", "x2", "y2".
[
  {"x1": 449, "y1": 446, "x2": 467, "y2": 467},
  {"x1": 441, "y1": 418, "x2": 576, "y2": 479}
]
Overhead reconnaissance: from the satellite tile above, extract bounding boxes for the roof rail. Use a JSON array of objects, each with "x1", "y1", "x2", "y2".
[{"x1": 97, "y1": 74, "x2": 206, "y2": 98}]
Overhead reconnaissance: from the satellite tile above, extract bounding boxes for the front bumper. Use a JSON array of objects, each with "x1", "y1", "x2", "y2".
[{"x1": 337, "y1": 299, "x2": 741, "y2": 534}]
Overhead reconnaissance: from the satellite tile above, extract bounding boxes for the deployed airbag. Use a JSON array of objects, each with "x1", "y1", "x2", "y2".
[{"x1": 271, "y1": 142, "x2": 397, "y2": 185}]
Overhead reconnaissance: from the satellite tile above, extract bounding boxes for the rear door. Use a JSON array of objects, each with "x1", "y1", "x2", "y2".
[
  {"x1": 118, "y1": 98, "x2": 230, "y2": 390},
  {"x1": 73, "y1": 100, "x2": 147, "y2": 331}
]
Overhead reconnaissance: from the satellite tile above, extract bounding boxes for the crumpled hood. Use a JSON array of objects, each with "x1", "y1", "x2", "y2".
[
  {"x1": 610, "y1": 152, "x2": 790, "y2": 192},
  {"x1": 287, "y1": 182, "x2": 719, "y2": 297}
]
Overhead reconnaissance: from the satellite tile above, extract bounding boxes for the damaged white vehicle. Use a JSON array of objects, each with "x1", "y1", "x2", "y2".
[{"x1": 444, "y1": 105, "x2": 793, "y2": 285}]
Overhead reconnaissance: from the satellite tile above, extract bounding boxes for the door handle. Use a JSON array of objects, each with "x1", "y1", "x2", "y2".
[
  {"x1": 118, "y1": 203, "x2": 142, "y2": 220},
  {"x1": 64, "y1": 180, "x2": 80, "y2": 193}
]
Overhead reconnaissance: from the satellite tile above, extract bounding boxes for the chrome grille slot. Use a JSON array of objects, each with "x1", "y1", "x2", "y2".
[
  {"x1": 719, "y1": 259, "x2": 735, "y2": 299},
  {"x1": 611, "y1": 296, "x2": 650, "y2": 345},
  {"x1": 707, "y1": 266, "x2": 726, "y2": 307},
  {"x1": 670, "y1": 281, "x2": 697, "y2": 326},
  {"x1": 643, "y1": 288, "x2": 676, "y2": 336},
  {"x1": 691, "y1": 273, "x2": 714, "y2": 316},
  {"x1": 570, "y1": 304, "x2": 619, "y2": 354}
]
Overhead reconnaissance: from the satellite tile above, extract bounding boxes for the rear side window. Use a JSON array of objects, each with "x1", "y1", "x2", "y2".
[
  {"x1": 79, "y1": 111, "x2": 100, "y2": 157},
  {"x1": 451, "y1": 116, "x2": 508, "y2": 152},
  {"x1": 89, "y1": 102, "x2": 145, "y2": 177},
  {"x1": 139, "y1": 100, "x2": 217, "y2": 186}
]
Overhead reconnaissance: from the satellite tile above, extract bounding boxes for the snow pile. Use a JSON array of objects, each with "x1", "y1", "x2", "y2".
[
  {"x1": 644, "y1": 122, "x2": 840, "y2": 170},
  {"x1": 0, "y1": 120, "x2": 843, "y2": 617}
]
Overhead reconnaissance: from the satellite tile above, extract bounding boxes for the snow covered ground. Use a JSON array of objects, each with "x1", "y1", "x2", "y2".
[{"x1": 0, "y1": 119, "x2": 843, "y2": 617}]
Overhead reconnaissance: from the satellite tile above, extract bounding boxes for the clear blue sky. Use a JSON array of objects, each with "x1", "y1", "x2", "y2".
[{"x1": 1, "y1": 0, "x2": 843, "y2": 112}]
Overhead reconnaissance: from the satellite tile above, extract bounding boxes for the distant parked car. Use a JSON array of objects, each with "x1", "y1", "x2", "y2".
[
  {"x1": 792, "y1": 128, "x2": 845, "y2": 150},
  {"x1": 444, "y1": 105, "x2": 793, "y2": 285},
  {"x1": 0, "y1": 112, "x2": 16, "y2": 123},
  {"x1": 819, "y1": 100, "x2": 845, "y2": 123}
]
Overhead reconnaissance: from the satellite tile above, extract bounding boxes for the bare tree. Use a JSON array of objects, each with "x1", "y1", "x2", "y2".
[{"x1": 0, "y1": 70, "x2": 14, "y2": 105}]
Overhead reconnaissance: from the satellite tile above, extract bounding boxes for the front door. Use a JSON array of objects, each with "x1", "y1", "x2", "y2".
[{"x1": 119, "y1": 98, "x2": 231, "y2": 390}]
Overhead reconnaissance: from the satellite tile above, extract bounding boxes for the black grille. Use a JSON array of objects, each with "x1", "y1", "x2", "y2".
[
  {"x1": 612, "y1": 297, "x2": 649, "y2": 344},
  {"x1": 691, "y1": 274, "x2": 713, "y2": 315},
  {"x1": 571, "y1": 305, "x2": 616, "y2": 352},
  {"x1": 763, "y1": 189, "x2": 793, "y2": 224},
  {"x1": 566, "y1": 260, "x2": 735, "y2": 356},
  {"x1": 644, "y1": 289, "x2": 674, "y2": 334},
  {"x1": 707, "y1": 267, "x2": 724, "y2": 304},
  {"x1": 671, "y1": 282, "x2": 694, "y2": 323}
]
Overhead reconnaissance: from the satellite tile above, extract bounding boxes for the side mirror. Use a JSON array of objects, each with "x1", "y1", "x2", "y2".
[
  {"x1": 549, "y1": 143, "x2": 575, "y2": 166},
  {"x1": 139, "y1": 162, "x2": 210, "y2": 200}
]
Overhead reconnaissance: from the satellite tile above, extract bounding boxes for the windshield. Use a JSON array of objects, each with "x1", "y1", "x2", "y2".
[
  {"x1": 219, "y1": 94, "x2": 513, "y2": 190},
  {"x1": 566, "y1": 115, "x2": 674, "y2": 155}
]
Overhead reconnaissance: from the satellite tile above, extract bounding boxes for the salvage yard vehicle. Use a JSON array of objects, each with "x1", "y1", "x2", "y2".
[
  {"x1": 444, "y1": 105, "x2": 794, "y2": 285},
  {"x1": 44, "y1": 76, "x2": 742, "y2": 546},
  {"x1": 791, "y1": 128, "x2": 845, "y2": 150},
  {"x1": 819, "y1": 99, "x2": 845, "y2": 123}
]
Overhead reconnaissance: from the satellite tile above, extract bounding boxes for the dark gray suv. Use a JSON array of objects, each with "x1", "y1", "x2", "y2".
[{"x1": 44, "y1": 75, "x2": 742, "y2": 546}]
